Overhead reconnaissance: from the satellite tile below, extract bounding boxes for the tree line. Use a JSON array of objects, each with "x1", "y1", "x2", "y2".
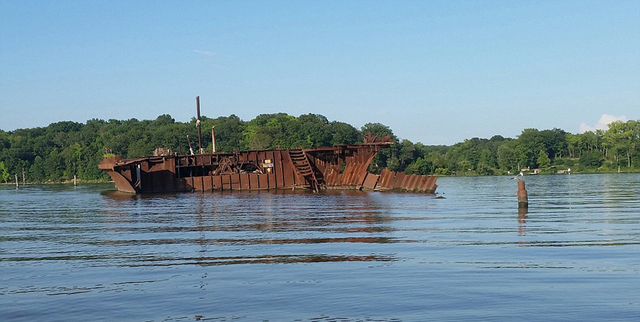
[{"x1": 1, "y1": 113, "x2": 639, "y2": 183}]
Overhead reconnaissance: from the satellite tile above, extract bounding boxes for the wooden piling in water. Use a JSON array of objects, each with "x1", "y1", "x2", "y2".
[{"x1": 517, "y1": 181, "x2": 528, "y2": 209}]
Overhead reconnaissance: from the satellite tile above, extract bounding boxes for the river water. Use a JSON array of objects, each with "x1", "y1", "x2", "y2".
[{"x1": 1, "y1": 174, "x2": 640, "y2": 321}]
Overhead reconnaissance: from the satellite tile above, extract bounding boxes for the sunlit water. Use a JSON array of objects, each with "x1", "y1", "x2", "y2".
[{"x1": 1, "y1": 174, "x2": 640, "y2": 321}]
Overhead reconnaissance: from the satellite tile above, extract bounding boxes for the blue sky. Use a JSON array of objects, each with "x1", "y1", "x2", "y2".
[{"x1": 1, "y1": 0, "x2": 638, "y2": 145}]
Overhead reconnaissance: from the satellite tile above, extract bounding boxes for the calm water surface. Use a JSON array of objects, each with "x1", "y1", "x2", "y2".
[{"x1": 1, "y1": 174, "x2": 640, "y2": 321}]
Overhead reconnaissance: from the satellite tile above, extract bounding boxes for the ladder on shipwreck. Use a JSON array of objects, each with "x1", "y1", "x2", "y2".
[{"x1": 289, "y1": 150, "x2": 320, "y2": 192}]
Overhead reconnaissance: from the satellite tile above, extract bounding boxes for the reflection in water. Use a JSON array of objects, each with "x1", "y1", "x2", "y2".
[
  {"x1": 93, "y1": 189, "x2": 404, "y2": 267},
  {"x1": 131, "y1": 254, "x2": 396, "y2": 267},
  {"x1": 518, "y1": 208, "x2": 528, "y2": 237},
  {"x1": 2, "y1": 176, "x2": 640, "y2": 321}
]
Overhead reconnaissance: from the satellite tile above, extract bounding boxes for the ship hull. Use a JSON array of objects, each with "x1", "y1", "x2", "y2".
[{"x1": 99, "y1": 145, "x2": 437, "y2": 194}]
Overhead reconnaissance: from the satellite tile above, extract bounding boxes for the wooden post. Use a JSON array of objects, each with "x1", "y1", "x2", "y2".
[
  {"x1": 517, "y1": 181, "x2": 528, "y2": 209},
  {"x1": 74, "y1": 175, "x2": 77, "y2": 186},
  {"x1": 15, "y1": 174, "x2": 18, "y2": 189}
]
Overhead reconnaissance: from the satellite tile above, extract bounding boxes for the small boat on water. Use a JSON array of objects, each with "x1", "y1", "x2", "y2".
[{"x1": 98, "y1": 98, "x2": 437, "y2": 195}]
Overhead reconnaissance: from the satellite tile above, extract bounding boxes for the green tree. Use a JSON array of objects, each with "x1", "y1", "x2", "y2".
[
  {"x1": 537, "y1": 150, "x2": 551, "y2": 169},
  {"x1": 579, "y1": 151, "x2": 603, "y2": 168},
  {"x1": 517, "y1": 128, "x2": 543, "y2": 167},
  {"x1": 0, "y1": 161, "x2": 9, "y2": 183},
  {"x1": 298, "y1": 114, "x2": 332, "y2": 148},
  {"x1": 405, "y1": 157, "x2": 433, "y2": 175},
  {"x1": 497, "y1": 143, "x2": 518, "y2": 172},
  {"x1": 330, "y1": 121, "x2": 361, "y2": 145},
  {"x1": 361, "y1": 123, "x2": 396, "y2": 141},
  {"x1": 29, "y1": 156, "x2": 46, "y2": 182},
  {"x1": 398, "y1": 139, "x2": 419, "y2": 170}
]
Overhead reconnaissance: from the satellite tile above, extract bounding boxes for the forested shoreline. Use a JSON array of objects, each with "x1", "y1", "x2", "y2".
[{"x1": 1, "y1": 113, "x2": 639, "y2": 184}]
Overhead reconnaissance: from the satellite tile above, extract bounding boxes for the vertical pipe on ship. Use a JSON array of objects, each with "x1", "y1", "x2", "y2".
[
  {"x1": 196, "y1": 96, "x2": 203, "y2": 154},
  {"x1": 211, "y1": 126, "x2": 216, "y2": 153}
]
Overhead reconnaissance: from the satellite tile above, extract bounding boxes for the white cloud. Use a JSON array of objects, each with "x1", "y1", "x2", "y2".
[
  {"x1": 193, "y1": 49, "x2": 216, "y2": 56},
  {"x1": 579, "y1": 114, "x2": 627, "y2": 133}
]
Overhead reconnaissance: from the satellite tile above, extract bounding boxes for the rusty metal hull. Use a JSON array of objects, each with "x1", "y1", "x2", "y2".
[{"x1": 99, "y1": 144, "x2": 437, "y2": 194}]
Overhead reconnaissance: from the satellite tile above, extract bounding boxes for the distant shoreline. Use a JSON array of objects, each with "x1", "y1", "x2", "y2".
[{"x1": 0, "y1": 179, "x2": 112, "y2": 186}]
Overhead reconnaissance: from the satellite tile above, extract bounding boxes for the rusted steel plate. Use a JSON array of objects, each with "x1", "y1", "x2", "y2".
[
  {"x1": 259, "y1": 174, "x2": 269, "y2": 190},
  {"x1": 294, "y1": 170, "x2": 305, "y2": 186},
  {"x1": 419, "y1": 176, "x2": 429, "y2": 192},
  {"x1": 362, "y1": 173, "x2": 379, "y2": 190},
  {"x1": 399, "y1": 174, "x2": 411, "y2": 190},
  {"x1": 202, "y1": 176, "x2": 211, "y2": 191},
  {"x1": 383, "y1": 169, "x2": 397, "y2": 190},
  {"x1": 334, "y1": 171, "x2": 344, "y2": 186},
  {"x1": 377, "y1": 169, "x2": 390, "y2": 189},
  {"x1": 103, "y1": 169, "x2": 136, "y2": 193},
  {"x1": 240, "y1": 174, "x2": 251, "y2": 190},
  {"x1": 231, "y1": 174, "x2": 241, "y2": 190},
  {"x1": 193, "y1": 177, "x2": 203, "y2": 191},
  {"x1": 385, "y1": 170, "x2": 397, "y2": 189},
  {"x1": 352, "y1": 164, "x2": 365, "y2": 187},
  {"x1": 284, "y1": 168, "x2": 295, "y2": 188},
  {"x1": 331, "y1": 169, "x2": 341, "y2": 186},
  {"x1": 415, "y1": 175, "x2": 426, "y2": 190},
  {"x1": 342, "y1": 165, "x2": 354, "y2": 186},
  {"x1": 419, "y1": 176, "x2": 428, "y2": 192},
  {"x1": 325, "y1": 168, "x2": 338, "y2": 186},
  {"x1": 212, "y1": 176, "x2": 222, "y2": 190},
  {"x1": 249, "y1": 173, "x2": 259, "y2": 190},
  {"x1": 282, "y1": 152, "x2": 295, "y2": 188},
  {"x1": 392, "y1": 172, "x2": 406, "y2": 190},
  {"x1": 418, "y1": 176, "x2": 427, "y2": 191},
  {"x1": 274, "y1": 151, "x2": 285, "y2": 188},
  {"x1": 344, "y1": 164, "x2": 359, "y2": 186},
  {"x1": 401, "y1": 174, "x2": 413, "y2": 190},
  {"x1": 325, "y1": 166, "x2": 339, "y2": 186},
  {"x1": 407, "y1": 175, "x2": 419, "y2": 191},
  {"x1": 340, "y1": 165, "x2": 352, "y2": 186},
  {"x1": 267, "y1": 173, "x2": 277, "y2": 189},
  {"x1": 426, "y1": 176, "x2": 437, "y2": 192},
  {"x1": 221, "y1": 175, "x2": 231, "y2": 190}
]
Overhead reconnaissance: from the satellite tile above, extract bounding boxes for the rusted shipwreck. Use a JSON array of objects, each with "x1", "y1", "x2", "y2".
[
  {"x1": 98, "y1": 98, "x2": 437, "y2": 195},
  {"x1": 99, "y1": 135, "x2": 437, "y2": 194}
]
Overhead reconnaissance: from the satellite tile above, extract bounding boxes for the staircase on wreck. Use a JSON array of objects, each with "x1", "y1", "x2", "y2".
[{"x1": 289, "y1": 149, "x2": 323, "y2": 192}]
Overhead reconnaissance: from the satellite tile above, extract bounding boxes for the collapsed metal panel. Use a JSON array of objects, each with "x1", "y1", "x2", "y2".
[{"x1": 362, "y1": 173, "x2": 379, "y2": 190}]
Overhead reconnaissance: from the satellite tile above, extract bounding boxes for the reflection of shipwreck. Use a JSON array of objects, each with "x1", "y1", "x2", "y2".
[{"x1": 98, "y1": 98, "x2": 437, "y2": 195}]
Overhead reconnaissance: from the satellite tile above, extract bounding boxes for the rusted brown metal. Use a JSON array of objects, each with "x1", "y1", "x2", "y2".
[
  {"x1": 99, "y1": 141, "x2": 438, "y2": 194},
  {"x1": 518, "y1": 181, "x2": 528, "y2": 209}
]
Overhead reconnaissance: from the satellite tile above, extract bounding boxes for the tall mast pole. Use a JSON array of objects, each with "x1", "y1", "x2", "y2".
[{"x1": 196, "y1": 96, "x2": 203, "y2": 154}]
